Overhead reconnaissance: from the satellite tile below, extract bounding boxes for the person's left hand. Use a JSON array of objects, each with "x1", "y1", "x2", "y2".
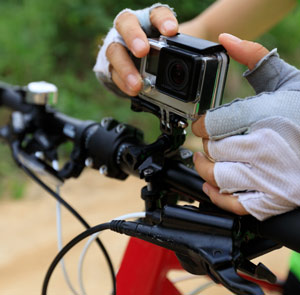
[
  {"x1": 192, "y1": 33, "x2": 300, "y2": 221},
  {"x1": 193, "y1": 33, "x2": 268, "y2": 217}
]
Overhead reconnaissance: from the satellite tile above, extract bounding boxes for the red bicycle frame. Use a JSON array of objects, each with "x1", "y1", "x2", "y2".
[{"x1": 117, "y1": 237, "x2": 183, "y2": 295}]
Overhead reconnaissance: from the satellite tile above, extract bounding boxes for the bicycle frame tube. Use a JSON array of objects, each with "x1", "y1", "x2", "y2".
[{"x1": 117, "y1": 237, "x2": 183, "y2": 295}]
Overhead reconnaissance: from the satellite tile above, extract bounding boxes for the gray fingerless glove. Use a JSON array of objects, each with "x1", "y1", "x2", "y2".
[
  {"x1": 244, "y1": 49, "x2": 300, "y2": 93},
  {"x1": 205, "y1": 49, "x2": 300, "y2": 139}
]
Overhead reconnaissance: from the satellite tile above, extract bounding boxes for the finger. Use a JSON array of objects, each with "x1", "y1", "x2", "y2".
[
  {"x1": 191, "y1": 115, "x2": 209, "y2": 138},
  {"x1": 193, "y1": 152, "x2": 217, "y2": 187},
  {"x1": 110, "y1": 69, "x2": 139, "y2": 97},
  {"x1": 115, "y1": 12, "x2": 149, "y2": 58},
  {"x1": 150, "y1": 6, "x2": 178, "y2": 36},
  {"x1": 107, "y1": 43, "x2": 143, "y2": 96},
  {"x1": 219, "y1": 33, "x2": 269, "y2": 70},
  {"x1": 203, "y1": 183, "x2": 249, "y2": 215}
]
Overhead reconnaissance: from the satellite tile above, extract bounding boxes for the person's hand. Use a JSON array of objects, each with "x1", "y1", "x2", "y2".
[
  {"x1": 192, "y1": 33, "x2": 300, "y2": 220},
  {"x1": 93, "y1": 4, "x2": 178, "y2": 96}
]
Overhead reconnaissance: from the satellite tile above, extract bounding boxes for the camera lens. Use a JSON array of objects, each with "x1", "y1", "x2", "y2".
[{"x1": 167, "y1": 60, "x2": 189, "y2": 90}]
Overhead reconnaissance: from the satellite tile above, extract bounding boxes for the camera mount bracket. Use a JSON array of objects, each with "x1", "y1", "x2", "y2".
[{"x1": 130, "y1": 96, "x2": 188, "y2": 136}]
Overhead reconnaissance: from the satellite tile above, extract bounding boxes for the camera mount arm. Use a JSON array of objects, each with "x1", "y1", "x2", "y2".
[{"x1": 130, "y1": 96, "x2": 188, "y2": 136}]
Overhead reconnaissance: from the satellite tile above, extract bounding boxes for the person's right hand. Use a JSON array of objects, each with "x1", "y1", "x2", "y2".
[
  {"x1": 94, "y1": 4, "x2": 178, "y2": 96},
  {"x1": 191, "y1": 34, "x2": 300, "y2": 221}
]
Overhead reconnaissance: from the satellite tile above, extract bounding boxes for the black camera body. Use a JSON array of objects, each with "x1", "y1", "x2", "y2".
[{"x1": 132, "y1": 34, "x2": 229, "y2": 124}]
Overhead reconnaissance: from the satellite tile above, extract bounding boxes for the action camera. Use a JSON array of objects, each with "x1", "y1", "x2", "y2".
[{"x1": 131, "y1": 34, "x2": 229, "y2": 121}]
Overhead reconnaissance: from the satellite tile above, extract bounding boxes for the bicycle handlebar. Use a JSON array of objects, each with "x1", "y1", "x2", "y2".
[
  {"x1": 1, "y1": 83, "x2": 300, "y2": 294},
  {"x1": 1, "y1": 84, "x2": 300, "y2": 248},
  {"x1": 0, "y1": 87, "x2": 32, "y2": 113}
]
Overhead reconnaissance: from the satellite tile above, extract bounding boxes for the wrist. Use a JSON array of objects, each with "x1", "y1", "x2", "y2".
[{"x1": 243, "y1": 48, "x2": 281, "y2": 94}]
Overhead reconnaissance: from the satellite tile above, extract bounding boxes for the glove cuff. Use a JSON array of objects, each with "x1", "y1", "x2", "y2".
[
  {"x1": 243, "y1": 48, "x2": 280, "y2": 94},
  {"x1": 93, "y1": 27, "x2": 126, "y2": 80},
  {"x1": 114, "y1": 3, "x2": 176, "y2": 37}
]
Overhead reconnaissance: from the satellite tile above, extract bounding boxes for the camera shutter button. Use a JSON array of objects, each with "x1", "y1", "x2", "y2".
[{"x1": 142, "y1": 78, "x2": 154, "y2": 93}]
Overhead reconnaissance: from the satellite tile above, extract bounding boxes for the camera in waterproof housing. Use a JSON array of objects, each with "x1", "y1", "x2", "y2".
[{"x1": 131, "y1": 33, "x2": 229, "y2": 126}]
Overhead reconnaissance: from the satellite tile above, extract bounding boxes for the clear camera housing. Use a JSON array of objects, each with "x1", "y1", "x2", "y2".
[{"x1": 131, "y1": 34, "x2": 229, "y2": 123}]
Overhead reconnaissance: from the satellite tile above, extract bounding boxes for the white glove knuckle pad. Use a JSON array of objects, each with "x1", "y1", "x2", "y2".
[
  {"x1": 210, "y1": 122, "x2": 300, "y2": 221},
  {"x1": 93, "y1": 3, "x2": 175, "y2": 88}
]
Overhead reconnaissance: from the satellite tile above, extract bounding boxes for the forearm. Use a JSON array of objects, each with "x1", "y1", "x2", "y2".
[{"x1": 179, "y1": 0, "x2": 297, "y2": 41}]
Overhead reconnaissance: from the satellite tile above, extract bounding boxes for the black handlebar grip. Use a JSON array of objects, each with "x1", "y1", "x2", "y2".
[{"x1": 250, "y1": 209, "x2": 300, "y2": 253}]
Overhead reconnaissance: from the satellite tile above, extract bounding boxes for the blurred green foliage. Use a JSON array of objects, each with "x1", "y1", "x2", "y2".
[
  {"x1": 259, "y1": 7, "x2": 300, "y2": 65},
  {"x1": 0, "y1": 0, "x2": 299, "y2": 198},
  {"x1": 0, "y1": 0, "x2": 215, "y2": 124}
]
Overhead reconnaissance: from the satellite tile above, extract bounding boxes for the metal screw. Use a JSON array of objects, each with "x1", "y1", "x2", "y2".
[
  {"x1": 101, "y1": 117, "x2": 111, "y2": 128},
  {"x1": 35, "y1": 151, "x2": 45, "y2": 160},
  {"x1": 178, "y1": 120, "x2": 188, "y2": 129},
  {"x1": 116, "y1": 124, "x2": 125, "y2": 134},
  {"x1": 99, "y1": 165, "x2": 108, "y2": 176},
  {"x1": 147, "y1": 183, "x2": 153, "y2": 191},
  {"x1": 142, "y1": 78, "x2": 153, "y2": 93},
  {"x1": 12, "y1": 112, "x2": 25, "y2": 132},
  {"x1": 85, "y1": 157, "x2": 93, "y2": 168},
  {"x1": 143, "y1": 168, "x2": 154, "y2": 177},
  {"x1": 52, "y1": 160, "x2": 59, "y2": 171},
  {"x1": 180, "y1": 149, "x2": 193, "y2": 160}
]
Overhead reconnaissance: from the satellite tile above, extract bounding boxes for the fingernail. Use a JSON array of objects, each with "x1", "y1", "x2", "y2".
[
  {"x1": 203, "y1": 183, "x2": 209, "y2": 195},
  {"x1": 193, "y1": 152, "x2": 202, "y2": 163},
  {"x1": 127, "y1": 74, "x2": 140, "y2": 90},
  {"x1": 221, "y1": 33, "x2": 242, "y2": 43},
  {"x1": 193, "y1": 152, "x2": 198, "y2": 162},
  {"x1": 162, "y1": 20, "x2": 177, "y2": 33},
  {"x1": 132, "y1": 38, "x2": 147, "y2": 54}
]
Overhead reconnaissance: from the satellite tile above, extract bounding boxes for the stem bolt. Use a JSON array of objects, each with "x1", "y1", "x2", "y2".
[
  {"x1": 180, "y1": 149, "x2": 193, "y2": 159},
  {"x1": 85, "y1": 157, "x2": 93, "y2": 167},
  {"x1": 99, "y1": 165, "x2": 108, "y2": 176},
  {"x1": 116, "y1": 124, "x2": 125, "y2": 133},
  {"x1": 143, "y1": 168, "x2": 154, "y2": 177},
  {"x1": 178, "y1": 120, "x2": 188, "y2": 129}
]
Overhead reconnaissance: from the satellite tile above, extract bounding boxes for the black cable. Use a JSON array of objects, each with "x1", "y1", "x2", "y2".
[
  {"x1": 42, "y1": 222, "x2": 111, "y2": 295},
  {"x1": 21, "y1": 165, "x2": 117, "y2": 295}
]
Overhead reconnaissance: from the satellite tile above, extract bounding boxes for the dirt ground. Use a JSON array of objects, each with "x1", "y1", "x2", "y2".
[{"x1": 0, "y1": 169, "x2": 291, "y2": 295}]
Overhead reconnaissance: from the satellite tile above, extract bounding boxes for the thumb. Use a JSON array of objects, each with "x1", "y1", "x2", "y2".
[{"x1": 219, "y1": 33, "x2": 269, "y2": 70}]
